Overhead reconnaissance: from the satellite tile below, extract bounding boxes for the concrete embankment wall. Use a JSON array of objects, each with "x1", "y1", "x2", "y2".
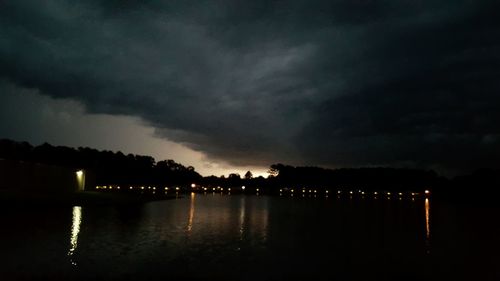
[{"x1": 0, "y1": 159, "x2": 82, "y2": 193}]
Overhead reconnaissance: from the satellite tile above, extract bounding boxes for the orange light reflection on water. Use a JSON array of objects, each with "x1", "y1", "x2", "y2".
[
  {"x1": 425, "y1": 198, "x2": 431, "y2": 253},
  {"x1": 187, "y1": 192, "x2": 195, "y2": 234}
]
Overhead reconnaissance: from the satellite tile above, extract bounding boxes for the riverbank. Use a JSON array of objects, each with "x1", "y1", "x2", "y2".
[{"x1": 0, "y1": 189, "x2": 178, "y2": 207}]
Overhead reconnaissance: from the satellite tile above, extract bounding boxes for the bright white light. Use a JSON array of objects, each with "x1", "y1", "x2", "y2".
[
  {"x1": 241, "y1": 186, "x2": 246, "y2": 191},
  {"x1": 75, "y1": 170, "x2": 85, "y2": 191},
  {"x1": 191, "y1": 183, "x2": 196, "y2": 188}
]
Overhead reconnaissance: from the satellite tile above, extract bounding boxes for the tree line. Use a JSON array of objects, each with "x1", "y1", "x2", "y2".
[
  {"x1": 0, "y1": 139, "x2": 202, "y2": 186},
  {"x1": 200, "y1": 163, "x2": 443, "y2": 193},
  {"x1": 2, "y1": 139, "x2": 498, "y2": 196}
]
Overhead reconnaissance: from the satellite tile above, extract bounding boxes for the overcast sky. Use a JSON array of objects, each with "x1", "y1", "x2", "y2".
[{"x1": 1, "y1": 0, "x2": 499, "y2": 176}]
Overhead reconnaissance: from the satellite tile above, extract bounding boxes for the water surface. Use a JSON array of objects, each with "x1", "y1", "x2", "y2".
[{"x1": 1, "y1": 193, "x2": 499, "y2": 280}]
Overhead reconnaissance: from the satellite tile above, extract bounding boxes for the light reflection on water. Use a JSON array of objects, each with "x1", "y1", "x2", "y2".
[
  {"x1": 186, "y1": 192, "x2": 195, "y2": 234},
  {"x1": 68, "y1": 206, "x2": 82, "y2": 265},
  {"x1": 63, "y1": 195, "x2": 429, "y2": 270},
  {"x1": 239, "y1": 196, "x2": 245, "y2": 242},
  {"x1": 425, "y1": 198, "x2": 431, "y2": 253},
  {"x1": 11, "y1": 194, "x2": 500, "y2": 280}
]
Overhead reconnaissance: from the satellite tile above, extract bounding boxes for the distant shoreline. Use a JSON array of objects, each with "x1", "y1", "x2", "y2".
[{"x1": 0, "y1": 190, "x2": 178, "y2": 207}]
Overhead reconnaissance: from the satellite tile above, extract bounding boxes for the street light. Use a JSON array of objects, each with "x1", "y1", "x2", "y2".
[{"x1": 75, "y1": 170, "x2": 85, "y2": 191}]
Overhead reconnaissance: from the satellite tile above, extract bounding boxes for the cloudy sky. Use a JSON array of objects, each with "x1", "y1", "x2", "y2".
[{"x1": 1, "y1": 0, "x2": 499, "y2": 176}]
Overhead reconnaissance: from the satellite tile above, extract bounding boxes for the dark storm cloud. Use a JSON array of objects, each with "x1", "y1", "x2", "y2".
[{"x1": 1, "y1": 0, "x2": 499, "y2": 173}]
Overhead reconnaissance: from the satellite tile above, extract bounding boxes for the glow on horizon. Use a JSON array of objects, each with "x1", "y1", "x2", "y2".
[
  {"x1": 0, "y1": 87, "x2": 271, "y2": 178},
  {"x1": 213, "y1": 169, "x2": 269, "y2": 178}
]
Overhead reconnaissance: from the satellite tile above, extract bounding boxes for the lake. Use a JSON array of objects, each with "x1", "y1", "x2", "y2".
[{"x1": 1, "y1": 193, "x2": 499, "y2": 280}]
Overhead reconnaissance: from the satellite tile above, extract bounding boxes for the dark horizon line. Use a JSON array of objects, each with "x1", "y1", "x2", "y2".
[{"x1": 2, "y1": 138, "x2": 498, "y2": 180}]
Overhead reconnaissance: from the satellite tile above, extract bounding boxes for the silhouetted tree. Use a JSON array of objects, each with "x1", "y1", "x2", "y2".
[
  {"x1": 0, "y1": 139, "x2": 445, "y2": 194},
  {"x1": 0, "y1": 139, "x2": 202, "y2": 187},
  {"x1": 244, "y1": 171, "x2": 253, "y2": 179}
]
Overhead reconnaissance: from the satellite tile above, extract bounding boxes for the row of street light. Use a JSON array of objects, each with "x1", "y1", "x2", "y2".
[{"x1": 95, "y1": 184, "x2": 430, "y2": 199}]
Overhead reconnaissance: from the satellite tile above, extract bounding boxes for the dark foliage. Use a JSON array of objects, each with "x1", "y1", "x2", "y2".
[
  {"x1": 0, "y1": 139, "x2": 202, "y2": 186},
  {"x1": 3, "y1": 139, "x2": 491, "y2": 197},
  {"x1": 267, "y1": 163, "x2": 441, "y2": 190}
]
